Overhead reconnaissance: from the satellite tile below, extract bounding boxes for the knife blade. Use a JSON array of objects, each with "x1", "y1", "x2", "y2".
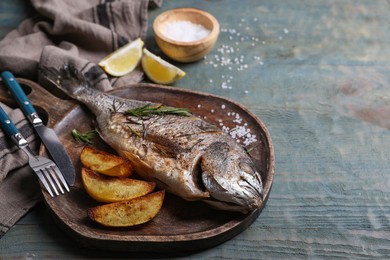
[{"x1": 1, "y1": 71, "x2": 75, "y2": 186}]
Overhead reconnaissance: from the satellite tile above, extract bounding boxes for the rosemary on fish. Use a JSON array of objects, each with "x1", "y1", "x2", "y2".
[
  {"x1": 71, "y1": 129, "x2": 97, "y2": 144},
  {"x1": 110, "y1": 100, "x2": 125, "y2": 114},
  {"x1": 245, "y1": 143, "x2": 259, "y2": 154},
  {"x1": 125, "y1": 103, "x2": 191, "y2": 117},
  {"x1": 127, "y1": 125, "x2": 142, "y2": 138}
]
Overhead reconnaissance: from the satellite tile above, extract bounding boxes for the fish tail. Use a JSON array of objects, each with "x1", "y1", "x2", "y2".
[{"x1": 39, "y1": 65, "x2": 90, "y2": 99}]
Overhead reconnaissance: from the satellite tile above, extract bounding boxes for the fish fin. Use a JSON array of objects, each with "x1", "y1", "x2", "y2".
[
  {"x1": 146, "y1": 134, "x2": 185, "y2": 158},
  {"x1": 39, "y1": 64, "x2": 90, "y2": 98},
  {"x1": 120, "y1": 150, "x2": 154, "y2": 177},
  {"x1": 152, "y1": 143, "x2": 178, "y2": 158}
]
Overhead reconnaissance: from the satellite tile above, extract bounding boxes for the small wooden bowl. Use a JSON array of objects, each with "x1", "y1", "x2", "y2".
[{"x1": 153, "y1": 8, "x2": 220, "y2": 63}]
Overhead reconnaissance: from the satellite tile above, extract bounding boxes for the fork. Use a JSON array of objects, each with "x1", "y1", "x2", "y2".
[{"x1": 0, "y1": 105, "x2": 69, "y2": 197}]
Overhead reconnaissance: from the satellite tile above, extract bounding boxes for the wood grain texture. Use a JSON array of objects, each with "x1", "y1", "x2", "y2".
[{"x1": 2, "y1": 0, "x2": 390, "y2": 258}]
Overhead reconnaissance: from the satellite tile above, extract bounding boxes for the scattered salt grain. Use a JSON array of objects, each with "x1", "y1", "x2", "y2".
[
  {"x1": 196, "y1": 105, "x2": 257, "y2": 147},
  {"x1": 163, "y1": 21, "x2": 211, "y2": 42},
  {"x1": 202, "y1": 17, "x2": 276, "y2": 93}
]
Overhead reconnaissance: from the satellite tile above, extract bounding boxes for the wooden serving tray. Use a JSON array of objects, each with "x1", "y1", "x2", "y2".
[{"x1": 0, "y1": 78, "x2": 274, "y2": 253}]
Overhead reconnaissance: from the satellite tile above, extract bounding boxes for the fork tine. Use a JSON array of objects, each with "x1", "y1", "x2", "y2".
[
  {"x1": 52, "y1": 165, "x2": 70, "y2": 192},
  {"x1": 42, "y1": 168, "x2": 59, "y2": 196},
  {"x1": 48, "y1": 166, "x2": 64, "y2": 194},
  {"x1": 35, "y1": 170, "x2": 54, "y2": 197}
]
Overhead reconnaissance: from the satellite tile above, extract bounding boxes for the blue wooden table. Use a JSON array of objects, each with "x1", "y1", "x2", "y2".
[{"x1": 1, "y1": 0, "x2": 390, "y2": 258}]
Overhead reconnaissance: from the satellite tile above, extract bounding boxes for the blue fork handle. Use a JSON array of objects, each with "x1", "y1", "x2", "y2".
[
  {"x1": 1, "y1": 71, "x2": 37, "y2": 121},
  {"x1": 0, "y1": 104, "x2": 23, "y2": 145}
]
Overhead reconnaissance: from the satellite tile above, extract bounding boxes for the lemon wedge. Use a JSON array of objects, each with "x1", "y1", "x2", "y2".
[
  {"x1": 141, "y1": 48, "x2": 186, "y2": 84},
  {"x1": 98, "y1": 38, "x2": 144, "y2": 77}
]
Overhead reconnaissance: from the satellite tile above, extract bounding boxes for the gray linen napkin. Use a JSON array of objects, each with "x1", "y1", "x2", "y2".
[
  {"x1": 0, "y1": 0, "x2": 162, "y2": 237},
  {"x1": 0, "y1": 103, "x2": 41, "y2": 238}
]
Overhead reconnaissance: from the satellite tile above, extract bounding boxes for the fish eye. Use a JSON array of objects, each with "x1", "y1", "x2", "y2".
[{"x1": 239, "y1": 162, "x2": 255, "y2": 175}]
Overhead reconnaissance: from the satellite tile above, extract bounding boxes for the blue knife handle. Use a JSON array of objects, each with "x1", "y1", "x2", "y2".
[
  {"x1": 1, "y1": 71, "x2": 37, "y2": 121},
  {"x1": 0, "y1": 105, "x2": 19, "y2": 136}
]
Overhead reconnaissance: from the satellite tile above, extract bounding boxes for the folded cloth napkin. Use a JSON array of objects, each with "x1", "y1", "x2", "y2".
[
  {"x1": 0, "y1": 103, "x2": 41, "y2": 238},
  {"x1": 0, "y1": 0, "x2": 162, "y2": 237}
]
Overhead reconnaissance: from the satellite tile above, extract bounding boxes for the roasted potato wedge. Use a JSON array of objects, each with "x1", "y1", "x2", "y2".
[
  {"x1": 88, "y1": 190, "x2": 165, "y2": 227},
  {"x1": 80, "y1": 146, "x2": 133, "y2": 177},
  {"x1": 81, "y1": 168, "x2": 156, "y2": 203}
]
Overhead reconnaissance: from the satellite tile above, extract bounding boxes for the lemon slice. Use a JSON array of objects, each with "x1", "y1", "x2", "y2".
[
  {"x1": 98, "y1": 38, "x2": 144, "y2": 77},
  {"x1": 141, "y1": 48, "x2": 186, "y2": 84}
]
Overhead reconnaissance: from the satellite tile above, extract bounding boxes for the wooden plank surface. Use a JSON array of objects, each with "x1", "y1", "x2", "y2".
[{"x1": 1, "y1": 0, "x2": 390, "y2": 258}]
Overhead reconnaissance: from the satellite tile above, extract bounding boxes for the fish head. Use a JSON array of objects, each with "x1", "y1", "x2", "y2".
[{"x1": 200, "y1": 141, "x2": 263, "y2": 213}]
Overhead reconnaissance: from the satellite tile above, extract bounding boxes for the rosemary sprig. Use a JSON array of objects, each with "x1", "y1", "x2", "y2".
[
  {"x1": 246, "y1": 146, "x2": 255, "y2": 154},
  {"x1": 127, "y1": 125, "x2": 142, "y2": 138},
  {"x1": 71, "y1": 129, "x2": 97, "y2": 144},
  {"x1": 125, "y1": 103, "x2": 191, "y2": 117},
  {"x1": 245, "y1": 143, "x2": 259, "y2": 154}
]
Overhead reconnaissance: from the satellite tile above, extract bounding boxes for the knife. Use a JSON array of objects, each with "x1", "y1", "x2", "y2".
[{"x1": 1, "y1": 71, "x2": 75, "y2": 186}]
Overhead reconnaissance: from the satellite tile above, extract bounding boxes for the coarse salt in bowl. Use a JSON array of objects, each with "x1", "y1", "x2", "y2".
[
  {"x1": 163, "y1": 20, "x2": 211, "y2": 43},
  {"x1": 153, "y1": 8, "x2": 220, "y2": 63}
]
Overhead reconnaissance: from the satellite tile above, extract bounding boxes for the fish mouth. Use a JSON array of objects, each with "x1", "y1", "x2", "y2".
[
  {"x1": 201, "y1": 175, "x2": 263, "y2": 214},
  {"x1": 191, "y1": 155, "x2": 263, "y2": 213}
]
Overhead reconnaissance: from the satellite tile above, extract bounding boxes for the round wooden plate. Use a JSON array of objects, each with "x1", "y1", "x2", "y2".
[{"x1": 8, "y1": 80, "x2": 274, "y2": 253}]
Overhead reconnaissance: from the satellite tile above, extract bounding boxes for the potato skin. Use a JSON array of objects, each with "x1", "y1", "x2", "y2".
[
  {"x1": 80, "y1": 146, "x2": 133, "y2": 177},
  {"x1": 81, "y1": 168, "x2": 156, "y2": 203},
  {"x1": 80, "y1": 146, "x2": 165, "y2": 227},
  {"x1": 88, "y1": 190, "x2": 165, "y2": 227}
]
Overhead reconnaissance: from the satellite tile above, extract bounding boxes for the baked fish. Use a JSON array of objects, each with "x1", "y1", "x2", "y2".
[{"x1": 41, "y1": 65, "x2": 263, "y2": 213}]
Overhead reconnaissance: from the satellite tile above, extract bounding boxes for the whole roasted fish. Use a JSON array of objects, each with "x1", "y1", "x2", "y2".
[{"x1": 41, "y1": 65, "x2": 263, "y2": 213}]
